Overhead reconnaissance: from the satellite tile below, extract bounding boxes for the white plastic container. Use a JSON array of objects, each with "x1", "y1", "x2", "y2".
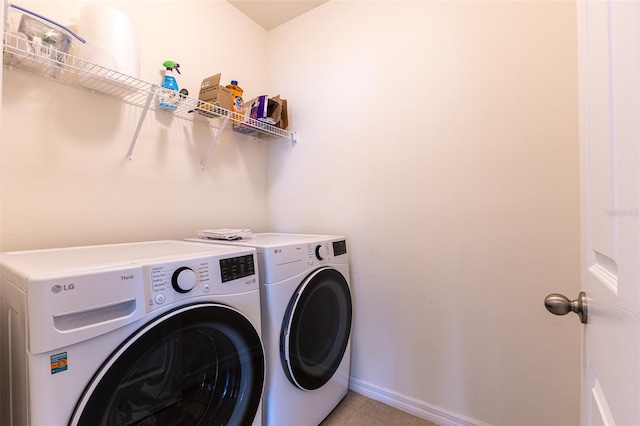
[{"x1": 76, "y1": 4, "x2": 140, "y2": 78}]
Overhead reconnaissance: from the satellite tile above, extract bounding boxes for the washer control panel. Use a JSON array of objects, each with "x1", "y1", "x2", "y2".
[
  {"x1": 220, "y1": 254, "x2": 255, "y2": 283},
  {"x1": 150, "y1": 260, "x2": 212, "y2": 307},
  {"x1": 145, "y1": 251, "x2": 258, "y2": 311}
]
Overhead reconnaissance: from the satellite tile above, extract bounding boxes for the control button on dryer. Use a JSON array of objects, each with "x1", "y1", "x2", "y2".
[
  {"x1": 155, "y1": 294, "x2": 166, "y2": 304},
  {"x1": 315, "y1": 245, "x2": 328, "y2": 261}
]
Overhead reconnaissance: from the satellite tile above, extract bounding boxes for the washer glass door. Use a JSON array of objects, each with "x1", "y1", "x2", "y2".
[
  {"x1": 71, "y1": 303, "x2": 264, "y2": 426},
  {"x1": 281, "y1": 266, "x2": 352, "y2": 390}
]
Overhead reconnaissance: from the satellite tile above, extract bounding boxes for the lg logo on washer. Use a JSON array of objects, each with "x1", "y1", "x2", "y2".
[
  {"x1": 51, "y1": 274, "x2": 136, "y2": 293},
  {"x1": 51, "y1": 284, "x2": 75, "y2": 293}
]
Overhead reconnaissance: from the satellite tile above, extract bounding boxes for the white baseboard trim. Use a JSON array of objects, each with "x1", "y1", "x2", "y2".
[{"x1": 348, "y1": 377, "x2": 490, "y2": 426}]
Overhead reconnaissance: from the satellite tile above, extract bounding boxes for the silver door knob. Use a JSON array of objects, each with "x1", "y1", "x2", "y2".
[{"x1": 544, "y1": 292, "x2": 588, "y2": 324}]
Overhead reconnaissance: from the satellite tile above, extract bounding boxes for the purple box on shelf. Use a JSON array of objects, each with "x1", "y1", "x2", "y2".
[{"x1": 248, "y1": 95, "x2": 269, "y2": 120}]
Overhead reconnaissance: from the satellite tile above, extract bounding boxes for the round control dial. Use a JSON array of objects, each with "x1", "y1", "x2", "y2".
[
  {"x1": 172, "y1": 267, "x2": 197, "y2": 293},
  {"x1": 315, "y1": 245, "x2": 328, "y2": 261}
]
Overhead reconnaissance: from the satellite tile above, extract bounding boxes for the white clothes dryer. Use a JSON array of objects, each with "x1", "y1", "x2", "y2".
[
  {"x1": 189, "y1": 233, "x2": 352, "y2": 426},
  {"x1": 0, "y1": 240, "x2": 265, "y2": 426}
]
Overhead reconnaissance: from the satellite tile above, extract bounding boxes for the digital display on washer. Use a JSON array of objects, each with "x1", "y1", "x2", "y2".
[
  {"x1": 333, "y1": 240, "x2": 347, "y2": 256},
  {"x1": 220, "y1": 254, "x2": 255, "y2": 283}
]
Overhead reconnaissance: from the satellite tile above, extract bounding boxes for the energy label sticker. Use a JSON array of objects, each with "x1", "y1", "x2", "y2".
[{"x1": 50, "y1": 352, "x2": 68, "y2": 374}]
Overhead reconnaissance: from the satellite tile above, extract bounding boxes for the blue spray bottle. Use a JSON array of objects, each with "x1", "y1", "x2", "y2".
[{"x1": 159, "y1": 60, "x2": 180, "y2": 110}]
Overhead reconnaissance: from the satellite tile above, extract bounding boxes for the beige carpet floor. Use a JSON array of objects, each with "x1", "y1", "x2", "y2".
[{"x1": 320, "y1": 391, "x2": 439, "y2": 426}]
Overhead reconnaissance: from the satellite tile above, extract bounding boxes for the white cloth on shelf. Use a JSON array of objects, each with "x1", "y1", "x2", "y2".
[{"x1": 196, "y1": 229, "x2": 254, "y2": 241}]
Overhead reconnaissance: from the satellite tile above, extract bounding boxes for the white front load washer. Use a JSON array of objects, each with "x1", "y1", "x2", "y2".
[
  {"x1": 189, "y1": 233, "x2": 352, "y2": 426},
  {"x1": 0, "y1": 240, "x2": 265, "y2": 426}
]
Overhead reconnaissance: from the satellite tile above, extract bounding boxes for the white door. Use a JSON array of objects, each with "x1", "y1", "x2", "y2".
[{"x1": 577, "y1": 0, "x2": 640, "y2": 424}]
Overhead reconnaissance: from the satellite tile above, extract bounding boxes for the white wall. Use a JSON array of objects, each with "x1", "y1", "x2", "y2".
[
  {"x1": 266, "y1": 1, "x2": 580, "y2": 425},
  {"x1": 1, "y1": 0, "x2": 270, "y2": 251}
]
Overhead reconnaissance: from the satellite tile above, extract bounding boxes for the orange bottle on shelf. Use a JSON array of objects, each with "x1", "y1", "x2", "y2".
[{"x1": 226, "y1": 80, "x2": 244, "y2": 120}]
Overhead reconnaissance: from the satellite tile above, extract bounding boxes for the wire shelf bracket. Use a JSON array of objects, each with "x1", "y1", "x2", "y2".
[
  {"x1": 126, "y1": 85, "x2": 157, "y2": 161},
  {"x1": 200, "y1": 115, "x2": 230, "y2": 170}
]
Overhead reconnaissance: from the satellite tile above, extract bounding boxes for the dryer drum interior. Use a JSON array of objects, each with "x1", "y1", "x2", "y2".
[
  {"x1": 71, "y1": 303, "x2": 265, "y2": 426},
  {"x1": 281, "y1": 267, "x2": 353, "y2": 391}
]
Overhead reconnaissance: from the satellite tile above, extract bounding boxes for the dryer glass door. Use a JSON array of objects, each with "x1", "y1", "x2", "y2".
[
  {"x1": 281, "y1": 266, "x2": 352, "y2": 390},
  {"x1": 70, "y1": 303, "x2": 264, "y2": 425}
]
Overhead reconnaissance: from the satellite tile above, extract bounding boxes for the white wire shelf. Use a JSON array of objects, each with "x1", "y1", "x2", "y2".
[{"x1": 2, "y1": 31, "x2": 297, "y2": 167}]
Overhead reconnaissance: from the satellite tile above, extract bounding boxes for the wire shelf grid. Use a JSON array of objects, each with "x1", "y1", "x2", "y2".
[{"x1": 2, "y1": 31, "x2": 295, "y2": 142}]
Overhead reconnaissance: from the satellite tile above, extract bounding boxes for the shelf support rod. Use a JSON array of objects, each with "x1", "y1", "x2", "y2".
[
  {"x1": 201, "y1": 116, "x2": 230, "y2": 170},
  {"x1": 127, "y1": 85, "x2": 157, "y2": 161}
]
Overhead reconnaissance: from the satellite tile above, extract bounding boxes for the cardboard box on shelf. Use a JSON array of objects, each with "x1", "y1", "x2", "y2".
[
  {"x1": 245, "y1": 94, "x2": 288, "y2": 129},
  {"x1": 198, "y1": 73, "x2": 233, "y2": 112},
  {"x1": 234, "y1": 94, "x2": 289, "y2": 138},
  {"x1": 277, "y1": 98, "x2": 288, "y2": 130}
]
